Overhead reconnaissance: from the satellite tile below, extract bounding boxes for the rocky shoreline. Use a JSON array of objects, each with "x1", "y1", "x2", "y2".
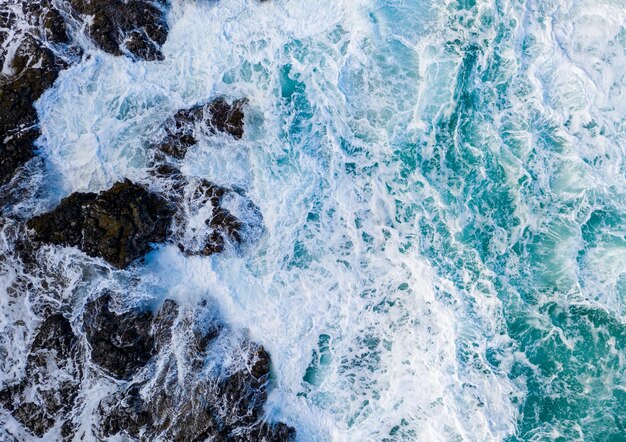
[{"x1": 0, "y1": 0, "x2": 292, "y2": 440}]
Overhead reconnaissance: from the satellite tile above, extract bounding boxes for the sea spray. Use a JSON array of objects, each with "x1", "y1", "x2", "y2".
[{"x1": 0, "y1": 0, "x2": 624, "y2": 440}]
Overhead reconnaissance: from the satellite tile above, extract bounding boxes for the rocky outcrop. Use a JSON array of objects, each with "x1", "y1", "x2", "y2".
[
  {"x1": 0, "y1": 314, "x2": 80, "y2": 438},
  {"x1": 0, "y1": 34, "x2": 65, "y2": 186},
  {"x1": 0, "y1": 0, "x2": 80, "y2": 188},
  {"x1": 173, "y1": 179, "x2": 245, "y2": 256},
  {"x1": 148, "y1": 95, "x2": 255, "y2": 257},
  {"x1": 100, "y1": 348, "x2": 296, "y2": 441},
  {"x1": 87, "y1": 295, "x2": 295, "y2": 441},
  {"x1": 0, "y1": 0, "x2": 169, "y2": 189},
  {"x1": 68, "y1": 0, "x2": 170, "y2": 61},
  {"x1": 26, "y1": 176, "x2": 260, "y2": 265},
  {"x1": 155, "y1": 98, "x2": 247, "y2": 160},
  {"x1": 22, "y1": 0, "x2": 70, "y2": 45},
  {"x1": 84, "y1": 294, "x2": 156, "y2": 379},
  {"x1": 0, "y1": 294, "x2": 295, "y2": 441},
  {"x1": 27, "y1": 181, "x2": 175, "y2": 268},
  {"x1": 25, "y1": 192, "x2": 97, "y2": 245},
  {"x1": 207, "y1": 98, "x2": 246, "y2": 139},
  {"x1": 80, "y1": 181, "x2": 174, "y2": 267}
]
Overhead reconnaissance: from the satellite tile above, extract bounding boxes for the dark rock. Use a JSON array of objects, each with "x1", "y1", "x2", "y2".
[
  {"x1": 81, "y1": 181, "x2": 174, "y2": 268},
  {"x1": 22, "y1": 1, "x2": 70, "y2": 44},
  {"x1": 154, "y1": 98, "x2": 247, "y2": 161},
  {"x1": 156, "y1": 133, "x2": 196, "y2": 160},
  {"x1": 99, "y1": 311, "x2": 295, "y2": 441},
  {"x1": 152, "y1": 163, "x2": 183, "y2": 180},
  {"x1": 172, "y1": 179, "x2": 249, "y2": 256},
  {"x1": 101, "y1": 384, "x2": 155, "y2": 438},
  {"x1": 27, "y1": 181, "x2": 175, "y2": 268},
  {"x1": 68, "y1": 0, "x2": 169, "y2": 61},
  {"x1": 0, "y1": 35, "x2": 64, "y2": 185},
  {"x1": 0, "y1": 128, "x2": 39, "y2": 188},
  {"x1": 205, "y1": 206, "x2": 244, "y2": 255},
  {"x1": 30, "y1": 313, "x2": 77, "y2": 362},
  {"x1": 84, "y1": 294, "x2": 155, "y2": 379},
  {"x1": 246, "y1": 422, "x2": 298, "y2": 442},
  {"x1": 27, "y1": 192, "x2": 97, "y2": 247},
  {"x1": 12, "y1": 402, "x2": 55, "y2": 437},
  {"x1": 152, "y1": 299, "x2": 179, "y2": 352},
  {"x1": 0, "y1": 313, "x2": 80, "y2": 437},
  {"x1": 207, "y1": 98, "x2": 246, "y2": 139}
]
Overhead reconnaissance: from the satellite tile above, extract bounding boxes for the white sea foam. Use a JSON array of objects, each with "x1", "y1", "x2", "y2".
[
  {"x1": 20, "y1": 0, "x2": 528, "y2": 440},
  {"x1": 4, "y1": 0, "x2": 622, "y2": 440}
]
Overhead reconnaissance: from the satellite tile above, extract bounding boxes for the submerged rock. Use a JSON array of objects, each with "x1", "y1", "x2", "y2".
[
  {"x1": 68, "y1": 0, "x2": 169, "y2": 61},
  {"x1": 173, "y1": 179, "x2": 259, "y2": 256},
  {"x1": 155, "y1": 98, "x2": 247, "y2": 160},
  {"x1": 0, "y1": 314, "x2": 80, "y2": 438},
  {"x1": 27, "y1": 181, "x2": 175, "y2": 268}
]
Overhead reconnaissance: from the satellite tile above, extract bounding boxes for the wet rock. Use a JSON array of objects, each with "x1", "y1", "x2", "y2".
[
  {"x1": 207, "y1": 98, "x2": 246, "y2": 139},
  {"x1": 98, "y1": 305, "x2": 295, "y2": 441},
  {"x1": 26, "y1": 192, "x2": 97, "y2": 246},
  {"x1": 1, "y1": 35, "x2": 60, "y2": 131},
  {"x1": 0, "y1": 35, "x2": 64, "y2": 186},
  {"x1": 156, "y1": 134, "x2": 196, "y2": 160},
  {"x1": 30, "y1": 313, "x2": 77, "y2": 361},
  {"x1": 0, "y1": 128, "x2": 39, "y2": 188},
  {"x1": 68, "y1": 0, "x2": 169, "y2": 61},
  {"x1": 12, "y1": 402, "x2": 55, "y2": 437},
  {"x1": 27, "y1": 181, "x2": 175, "y2": 268},
  {"x1": 0, "y1": 313, "x2": 80, "y2": 438},
  {"x1": 173, "y1": 179, "x2": 250, "y2": 256},
  {"x1": 154, "y1": 98, "x2": 247, "y2": 161},
  {"x1": 152, "y1": 299, "x2": 179, "y2": 352},
  {"x1": 22, "y1": 0, "x2": 70, "y2": 44},
  {"x1": 81, "y1": 181, "x2": 175, "y2": 268},
  {"x1": 84, "y1": 294, "x2": 155, "y2": 379},
  {"x1": 205, "y1": 206, "x2": 245, "y2": 254},
  {"x1": 246, "y1": 422, "x2": 298, "y2": 442}
]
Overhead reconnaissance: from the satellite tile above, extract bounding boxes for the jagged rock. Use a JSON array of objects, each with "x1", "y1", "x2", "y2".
[
  {"x1": 30, "y1": 313, "x2": 77, "y2": 360},
  {"x1": 205, "y1": 206, "x2": 245, "y2": 254},
  {"x1": 0, "y1": 128, "x2": 39, "y2": 188},
  {"x1": 207, "y1": 98, "x2": 246, "y2": 139},
  {"x1": 27, "y1": 181, "x2": 175, "y2": 268},
  {"x1": 98, "y1": 302, "x2": 295, "y2": 441},
  {"x1": 152, "y1": 299, "x2": 179, "y2": 352},
  {"x1": 0, "y1": 35, "x2": 59, "y2": 131},
  {"x1": 155, "y1": 98, "x2": 247, "y2": 160},
  {"x1": 68, "y1": 0, "x2": 169, "y2": 61},
  {"x1": 173, "y1": 179, "x2": 251, "y2": 256},
  {"x1": 81, "y1": 181, "x2": 175, "y2": 267},
  {"x1": 84, "y1": 294, "x2": 155, "y2": 379},
  {"x1": 22, "y1": 0, "x2": 70, "y2": 44},
  {"x1": 0, "y1": 35, "x2": 64, "y2": 185},
  {"x1": 0, "y1": 313, "x2": 80, "y2": 438}
]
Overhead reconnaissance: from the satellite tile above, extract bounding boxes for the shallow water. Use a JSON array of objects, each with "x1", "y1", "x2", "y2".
[{"x1": 1, "y1": 0, "x2": 626, "y2": 440}]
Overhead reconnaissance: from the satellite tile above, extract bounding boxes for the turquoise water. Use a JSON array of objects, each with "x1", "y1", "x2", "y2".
[
  {"x1": 16, "y1": 0, "x2": 626, "y2": 440},
  {"x1": 395, "y1": 0, "x2": 626, "y2": 439}
]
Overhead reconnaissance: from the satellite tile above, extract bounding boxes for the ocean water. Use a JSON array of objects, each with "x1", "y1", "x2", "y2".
[{"x1": 2, "y1": 0, "x2": 626, "y2": 440}]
